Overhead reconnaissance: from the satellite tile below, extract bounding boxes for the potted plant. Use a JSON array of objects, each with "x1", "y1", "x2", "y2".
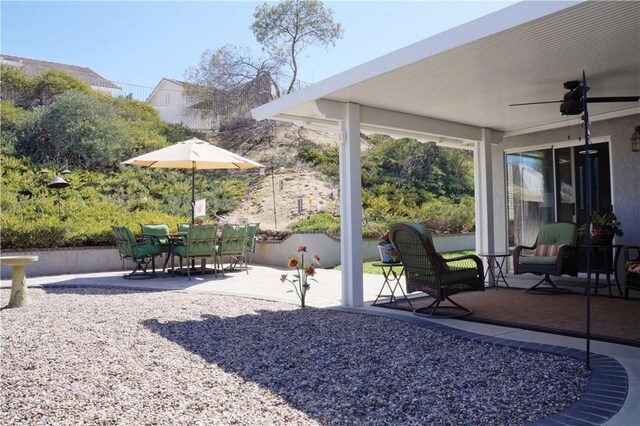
[
  {"x1": 377, "y1": 231, "x2": 399, "y2": 263},
  {"x1": 579, "y1": 211, "x2": 624, "y2": 245}
]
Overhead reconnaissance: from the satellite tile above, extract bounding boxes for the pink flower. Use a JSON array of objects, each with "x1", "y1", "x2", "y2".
[
  {"x1": 297, "y1": 246, "x2": 307, "y2": 253},
  {"x1": 287, "y1": 256, "x2": 299, "y2": 269},
  {"x1": 313, "y1": 255, "x2": 321, "y2": 263}
]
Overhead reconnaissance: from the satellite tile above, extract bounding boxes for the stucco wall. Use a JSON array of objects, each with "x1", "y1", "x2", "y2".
[
  {"x1": 0, "y1": 247, "x2": 126, "y2": 279},
  {"x1": 1, "y1": 233, "x2": 475, "y2": 278},
  {"x1": 253, "y1": 232, "x2": 475, "y2": 268},
  {"x1": 500, "y1": 114, "x2": 640, "y2": 245}
]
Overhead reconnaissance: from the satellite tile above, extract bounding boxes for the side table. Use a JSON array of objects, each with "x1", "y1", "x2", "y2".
[
  {"x1": 477, "y1": 252, "x2": 512, "y2": 289},
  {"x1": 580, "y1": 244, "x2": 624, "y2": 297},
  {"x1": 371, "y1": 262, "x2": 412, "y2": 307}
]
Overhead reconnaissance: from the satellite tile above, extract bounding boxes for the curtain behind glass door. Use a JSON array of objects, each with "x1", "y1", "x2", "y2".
[{"x1": 506, "y1": 150, "x2": 555, "y2": 248}]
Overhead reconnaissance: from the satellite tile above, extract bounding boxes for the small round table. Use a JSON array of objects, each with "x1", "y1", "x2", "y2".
[
  {"x1": 1, "y1": 255, "x2": 39, "y2": 307},
  {"x1": 371, "y1": 262, "x2": 412, "y2": 307},
  {"x1": 477, "y1": 252, "x2": 512, "y2": 289}
]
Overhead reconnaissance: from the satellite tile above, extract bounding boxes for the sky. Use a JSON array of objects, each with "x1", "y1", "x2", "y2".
[{"x1": 1, "y1": 1, "x2": 515, "y2": 92}]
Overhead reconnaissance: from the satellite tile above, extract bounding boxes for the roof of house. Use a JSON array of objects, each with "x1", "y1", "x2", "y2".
[
  {"x1": 251, "y1": 0, "x2": 640, "y2": 140},
  {"x1": 0, "y1": 54, "x2": 120, "y2": 90}
]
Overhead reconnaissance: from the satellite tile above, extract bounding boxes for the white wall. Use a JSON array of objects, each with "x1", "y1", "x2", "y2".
[{"x1": 1, "y1": 233, "x2": 475, "y2": 278}]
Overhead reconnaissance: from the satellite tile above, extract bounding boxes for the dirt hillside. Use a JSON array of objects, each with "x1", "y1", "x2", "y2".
[{"x1": 211, "y1": 121, "x2": 362, "y2": 231}]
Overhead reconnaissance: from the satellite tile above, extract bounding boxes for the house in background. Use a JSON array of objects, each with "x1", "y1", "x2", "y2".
[
  {"x1": 0, "y1": 54, "x2": 120, "y2": 96},
  {"x1": 146, "y1": 78, "x2": 215, "y2": 131},
  {"x1": 147, "y1": 75, "x2": 272, "y2": 131},
  {"x1": 251, "y1": 0, "x2": 640, "y2": 307}
]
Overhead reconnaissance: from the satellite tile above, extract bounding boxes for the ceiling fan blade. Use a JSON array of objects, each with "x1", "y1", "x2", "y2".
[
  {"x1": 509, "y1": 100, "x2": 563, "y2": 106},
  {"x1": 587, "y1": 96, "x2": 640, "y2": 103}
]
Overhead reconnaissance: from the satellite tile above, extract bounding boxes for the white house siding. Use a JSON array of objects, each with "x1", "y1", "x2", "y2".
[{"x1": 147, "y1": 80, "x2": 214, "y2": 131}]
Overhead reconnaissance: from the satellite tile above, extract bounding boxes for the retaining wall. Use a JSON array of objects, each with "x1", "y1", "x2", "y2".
[{"x1": 1, "y1": 233, "x2": 475, "y2": 278}]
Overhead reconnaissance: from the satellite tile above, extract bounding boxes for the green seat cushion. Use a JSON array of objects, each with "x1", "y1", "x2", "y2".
[
  {"x1": 440, "y1": 267, "x2": 479, "y2": 284},
  {"x1": 519, "y1": 255, "x2": 558, "y2": 265},
  {"x1": 142, "y1": 224, "x2": 170, "y2": 245},
  {"x1": 178, "y1": 223, "x2": 190, "y2": 233},
  {"x1": 538, "y1": 223, "x2": 577, "y2": 245},
  {"x1": 133, "y1": 243, "x2": 162, "y2": 258}
]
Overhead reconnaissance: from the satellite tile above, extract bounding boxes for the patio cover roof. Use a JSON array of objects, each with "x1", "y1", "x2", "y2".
[{"x1": 251, "y1": 0, "x2": 640, "y2": 141}]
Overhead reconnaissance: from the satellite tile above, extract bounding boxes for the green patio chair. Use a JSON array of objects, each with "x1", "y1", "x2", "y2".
[
  {"x1": 389, "y1": 222, "x2": 484, "y2": 318},
  {"x1": 244, "y1": 223, "x2": 260, "y2": 266},
  {"x1": 215, "y1": 224, "x2": 249, "y2": 275},
  {"x1": 174, "y1": 224, "x2": 218, "y2": 280},
  {"x1": 513, "y1": 222, "x2": 578, "y2": 294},
  {"x1": 112, "y1": 226, "x2": 163, "y2": 279},
  {"x1": 140, "y1": 224, "x2": 171, "y2": 270},
  {"x1": 177, "y1": 223, "x2": 190, "y2": 233}
]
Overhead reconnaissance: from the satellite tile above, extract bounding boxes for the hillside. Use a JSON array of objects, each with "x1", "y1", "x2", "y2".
[{"x1": 211, "y1": 121, "x2": 359, "y2": 231}]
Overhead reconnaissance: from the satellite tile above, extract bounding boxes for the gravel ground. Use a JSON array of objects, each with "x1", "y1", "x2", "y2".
[{"x1": 1, "y1": 286, "x2": 589, "y2": 425}]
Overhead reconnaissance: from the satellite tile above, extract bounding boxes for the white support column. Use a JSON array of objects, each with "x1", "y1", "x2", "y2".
[
  {"x1": 339, "y1": 103, "x2": 364, "y2": 307},
  {"x1": 474, "y1": 129, "x2": 496, "y2": 254}
]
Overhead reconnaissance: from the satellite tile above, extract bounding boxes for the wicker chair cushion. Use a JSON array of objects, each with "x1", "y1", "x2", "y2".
[
  {"x1": 535, "y1": 244, "x2": 565, "y2": 257},
  {"x1": 440, "y1": 267, "x2": 479, "y2": 284},
  {"x1": 519, "y1": 255, "x2": 558, "y2": 265}
]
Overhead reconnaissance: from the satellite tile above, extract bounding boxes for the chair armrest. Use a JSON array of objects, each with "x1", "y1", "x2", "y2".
[
  {"x1": 625, "y1": 245, "x2": 640, "y2": 262},
  {"x1": 513, "y1": 244, "x2": 535, "y2": 264},
  {"x1": 438, "y1": 253, "x2": 484, "y2": 273},
  {"x1": 139, "y1": 234, "x2": 162, "y2": 245}
]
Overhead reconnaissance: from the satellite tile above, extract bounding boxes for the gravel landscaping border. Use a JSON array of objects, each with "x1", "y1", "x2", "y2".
[{"x1": 1, "y1": 286, "x2": 626, "y2": 425}]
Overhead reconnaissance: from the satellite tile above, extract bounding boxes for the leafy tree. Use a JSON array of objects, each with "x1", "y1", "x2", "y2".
[
  {"x1": 0, "y1": 65, "x2": 36, "y2": 108},
  {"x1": 252, "y1": 0, "x2": 343, "y2": 95},
  {"x1": 185, "y1": 0, "x2": 343, "y2": 119},
  {"x1": 0, "y1": 65, "x2": 92, "y2": 108},
  {"x1": 32, "y1": 69, "x2": 93, "y2": 106}
]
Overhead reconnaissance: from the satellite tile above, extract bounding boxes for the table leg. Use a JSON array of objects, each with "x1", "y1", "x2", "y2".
[
  {"x1": 372, "y1": 267, "x2": 396, "y2": 306},
  {"x1": 495, "y1": 256, "x2": 509, "y2": 288},
  {"x1": 389, "y1": 268, "x2": 412, "y2": 306}
]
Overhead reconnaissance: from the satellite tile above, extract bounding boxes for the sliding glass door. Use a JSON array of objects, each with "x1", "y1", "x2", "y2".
[
  {"x1": 506, "y1": 150, "x2": 555, "y2": 248},
  {"x1": 506, "y1": 142, "x2": 612, "y2": 249}
]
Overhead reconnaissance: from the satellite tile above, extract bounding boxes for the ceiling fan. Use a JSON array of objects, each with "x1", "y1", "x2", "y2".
[{"x1": 509, "y1": 79, "x2": 640, "y2": 115}]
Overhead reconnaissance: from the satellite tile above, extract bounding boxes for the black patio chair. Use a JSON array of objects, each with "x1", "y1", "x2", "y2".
[{"x1": 389, "y1": 222, "x2": 484, "y2": 318}]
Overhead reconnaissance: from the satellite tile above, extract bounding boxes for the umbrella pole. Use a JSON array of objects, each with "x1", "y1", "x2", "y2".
[{"x1": 191, "y1": 164, "x2": 195, "y2": 225}]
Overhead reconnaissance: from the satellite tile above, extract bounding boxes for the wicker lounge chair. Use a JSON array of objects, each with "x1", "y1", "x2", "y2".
[
  {"x1": 624, "y1": 245, "x2": 640, "y2": 300},
  {"x1": 513, "y1": 222, "x2": 578, "y2": 293},
  {"x1": 389, "y1": 222, "x2": 484, "y2": 318}
]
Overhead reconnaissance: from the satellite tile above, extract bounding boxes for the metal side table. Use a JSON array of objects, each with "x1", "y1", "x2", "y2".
[{"x1": 371, "y1": 262, "x2": 412, "y2": 307}]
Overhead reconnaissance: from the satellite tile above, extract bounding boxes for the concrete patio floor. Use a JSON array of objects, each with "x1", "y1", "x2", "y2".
[{"x1": 2, "y1": 263, "x2": 638, "y2": 425}]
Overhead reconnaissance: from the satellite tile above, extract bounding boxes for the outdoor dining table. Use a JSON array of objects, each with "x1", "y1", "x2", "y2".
[{"x1": 142, "y1": 232, "x2": 187, "y2": 274}]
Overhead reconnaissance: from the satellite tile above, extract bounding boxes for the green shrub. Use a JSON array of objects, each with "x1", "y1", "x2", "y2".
[
  {"x1": 16, "y1": 92, "x2": 128, "y2": 171},
  {"x1": 0, "y1": 155, "x2": 253, "y2": 249},
  {"x1": 290, "y1": 212, "x2": 340, "y2": 237}
]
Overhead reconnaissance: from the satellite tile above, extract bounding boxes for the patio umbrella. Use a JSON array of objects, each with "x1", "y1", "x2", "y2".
[{"x1": 122, "y1": 137, "x2": 263, "y2": 223}]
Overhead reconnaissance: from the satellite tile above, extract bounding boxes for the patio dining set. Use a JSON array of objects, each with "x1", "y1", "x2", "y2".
[{"x1": 112, "y1": 222, "x2": 259, "y2": 280}]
